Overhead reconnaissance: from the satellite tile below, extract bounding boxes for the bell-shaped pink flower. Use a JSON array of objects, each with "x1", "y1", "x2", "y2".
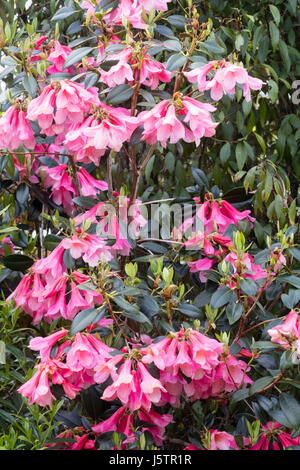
[{"x1": 0, "y1": 105, "x2": 35, "y2": 151}]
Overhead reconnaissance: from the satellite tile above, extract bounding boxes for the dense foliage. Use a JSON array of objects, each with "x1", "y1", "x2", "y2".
[{"x1": 0, "y1": 0, "x2": 299, "y2": 451}]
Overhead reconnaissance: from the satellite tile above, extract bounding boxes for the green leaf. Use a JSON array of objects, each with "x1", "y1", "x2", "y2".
[
  {"x1": 269, "y1": 21, "x2": 280, "y2": 51},
  {"x1": 44, "y1": 234, "x2": 62, "y2": 251},
  {"x1": 178, "y1": 303, "x2": 201, "y2": 318},
  {"x1": 84, "y1": 73, "x2": 99, "y2": 89},
  {"x1": 239, "y1": 278, "x2": 258, "y2": 296},
  {"x1": 269, "y1": 5, "x2": 281, "y2": 25},
  {"x1": 163, "y1": 39, "x2": 182, "y2": 52},
  {"x1": 165, "y1": 53, "x2": 187, "y2": 72},
  {"x1": 281, "y1": 289, "x2": 300, "y2": 309},
  {"x1": 278, "y1": 393, "x2": 300, "y2": 429},
  {"x1": 251, "y1": 341, "x2": 276, "y2": 350},
  {"x1": 23, "y1": 75, "x2": 38, "y2": 97},
  {"x1": 220, "y1": 142, "x2": 231, "y2": 164},
  {"x1": 268, "y1": 79, "x2": 278, "y2": 104},
  {"x1": 235, "y1": 142, "x2": 247, "y2": 170},
  {"x1": 2, "y1": 254, "x2": 34, "y2": 271},
  {"x1": 249, "y1": 376, "x2": 274, "y2": 395},
  {"x1": 113, "y1": 296, "x2": 140, "y2": 314},
  {"x1": 167, "y1": 15, "x2": 188, "y2": 30},
  {"x1": 63, "y1": 47, "x2": 94, "y2": 70},
  {"x1": 210, "y1": 286, "x2": 233, "y2": 309},
  {"x1": 279, "y1": 40, "x2": 291, "y2": 72},
  {"x1": 140, "y1": 296, "x2": 160, "y2": 318},
  {"x1": 106, "y1": 84, "x2": 134, "y2": 105},
  {"x1": 70, "y1": 307, "x2": 106, "y2": 335},
  {"x1": 232, "y1": 388, "x2": 250, "y2": 403},
  {"x1": 52, "y1": 7, "x2": 76, "y2": 21},
  {"x1": 192, "y1": 168, "x2": 209, "y2": 188},
  {"x1": 226, "y1": 302, "x2": 242, "y2": 325},
  {"x1": 254, "y1": 132, "x2": 266, "y2": 155},
  {"x1": 279, "y1": 275, "x2": 300, "y2": 289}
]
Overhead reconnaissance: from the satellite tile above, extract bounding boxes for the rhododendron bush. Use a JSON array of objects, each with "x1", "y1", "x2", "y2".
[{"x1": 0, "y1": 0, "x2": 299, "y2": 453}]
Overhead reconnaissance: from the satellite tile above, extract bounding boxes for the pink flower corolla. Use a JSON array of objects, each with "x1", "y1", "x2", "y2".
[
  {"x1": 64, "y1": 103, "x2": 138, "y2": 164},
  {"x1": 0, "y1": 105, "x2": 35, "y2": 151},
  {"x1": 185, "y1": 60, "x2": 264, "y2": 102},
  {"x1": 43, "y1": 271, "x2": 103, "y2": 321},
  {"x1": 211, "y1": 354, "x2": 253, "y2": 396},
  {"x1": 101, "y1": 0, "x2": 147, "y2": 30},
  {"x1": 95, "y1": 353, "x2": 167, "y2": 411},
  {"x1": 46, "y1": 428, "x2": 97, "y2": 450},
  {"x1": 29, "y1": 329, "x2": 68, "y2": 360},
  {"x1": 8, "y1": 263, "x2": 103, "y2": 323},
  {"x1": 18, "y1": 361, "x2": 56, "y2": 408},
  {"x1": 138, "y1": 0, "x2": 171, "y2": 11},
  {"x1": 250, "y1": 422, "x2": 300, "y2": 450},
  {"x1": 138, "y1": 408, "x2": 173, "y2": 446},
  {"x1": 26, "y1": 80, "x2": 100, "y2": 136},
  {"x1": 91, "y1": 405, "x2": 132, "y2": 434},
  {"x1": 46, "y1": 40, "x2": 74, "y2": 75},
  {"x1": 139, "y1": 95, "x2": 217, "y2": 148},
  {"x1": 93, "y1": 353, "x2": 124, "y2": 384},
  {"x1": 183, "y1": 231, "x2": 232, "y2": 255},
  {"x1": 100, "y1": 47, "x2": 134, "y2": 88},
  {"x1": 269, "y1": 247, "x2": 286, "y2": 274},
  {"x1": 100, "y1": 45, "x2": 171, "y2": 90},
  {"x1": 267, "y1": 310, "x2": 300, "y2": 358},
  {"x1": 7, "y1": 271, "x2": 47, "y2": 324},
  {"x1": 66, "y1": 333, "x2": 103, "y2": 372},
  {"x1": 224, "y1": 251, "x2": 268, "y2": 282},
  {"x1": 208, "y1": 429, "x2": 240, "y2": 450},
  {"x1": 61, "y1": 232, "x2": 113, "y2": 267},
  {"x1": 18, "y1": 356, "x2": 83, "y2": 407},
  {"x1": 0, "y1": 236, "x2": 14, "y2": 256},
  {"x1": 74, "y1": 195, "x2": 146, "y2": 247},
  {"x1": 142, "y1": 328, "x2": 224, "y2": 378},
  {"x1": 77, "y1": 167, "x2": 108, "y2": 197},
  {"x1": 183, "y1": 197, "x2": 255, "y2": 236},
  {"x1": 42, "y1": 163, "x2": 76, "y2": 213},
  {"x1": 34, "y1": 243, "x2": 66, "y2": 283}
]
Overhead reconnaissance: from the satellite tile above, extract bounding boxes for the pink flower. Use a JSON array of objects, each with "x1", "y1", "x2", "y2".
[
  {"x1": 100, "y1": 47, "x2": 134, "y2": 88},
  {"x1": 0, "y1": 105, "x2": 35, "y2": 151},
  {"x1": 139, "y1": 57, "x2": 172, "y2": 90},
  {"x1": 91, "y1": 406, "x2": 128, "y2": 434},
  {"x1": 18, "y1": 360, "x2": 56, "y2": 408},
  {"x1": 224, "y1": 252, "x2": 267, "y2": 282},
  {"x1": 0, "y1": 236, "x2": 14, "y2": 256},
  {"x1": 42, "y1": 163, "x2": 76, "y2": 213},
  {"x1": 138, "y1": 408, "x2": 173, "y2": 446},
  {"x1": 208, "y1": 430, "x2": 239, "y2": 450},
  {"x1": 184, "y1": 61, "x2": 218, "y2": 92},
  {"x1": 250, "y1": 422, "x2": 300, "y2": 450},
  {"x1": 46, "y1": 40, "x2": 74, "y2": 74},
  {"x1": 77, "y1": 168, "x2": 108, "y2": 197},
  {"x1": 66, "y1": 333, "x2": 99, "y2": 372},
  {"x1": 211, "y1": 355, "x2": 253, "y2": 395},
  {"x1": 268, "y1": 310, "x2": 300, "y2": 356},
  {"x1": 27, "y1": 80, "x2": 99, "y2": 136},
  {"x1": 137, "y1": 362, "x2": 167, "y2": 404},
  {"x1": 139, "y1": 96, "x2": 217, "y2": 148},
  {"x1": 64, "y1": 103, "x2": 138, "y2": 164},
  {"x1": 29, "y1": 329, "x2": 68, "y2": 360},
  {"x1": 185, "y1": 60, "x2": 264, "y2": 102},
  {"x1": 102, "y1": 359, "x2": 136, "y2": 406}
]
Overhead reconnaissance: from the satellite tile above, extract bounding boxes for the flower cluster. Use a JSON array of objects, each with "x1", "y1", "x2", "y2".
[
  {"x1": 17, "y1": 326, "x2": 252, "y2": 447},
  {"x1": 268, "y1": 310, "x2": 300, "y2": 361},
  {"x1": 185, "y1": 60, "x2": 264, "y2": 102}
]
